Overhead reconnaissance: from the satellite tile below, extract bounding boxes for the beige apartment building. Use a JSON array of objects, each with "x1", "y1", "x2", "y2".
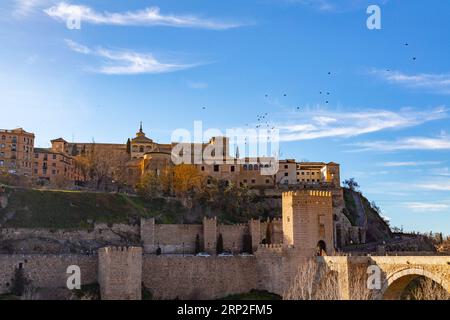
[
  {"x1": 0, "y1": 128, "x2": 34, "y2": 176},
  {"x1": 1, "y1": 125, "x2": 341, "y2": 189}
]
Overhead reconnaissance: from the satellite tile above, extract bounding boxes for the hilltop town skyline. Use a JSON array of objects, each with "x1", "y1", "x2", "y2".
[{"x1": 1, "y1": 0, "x2": 450, "y2": 235}]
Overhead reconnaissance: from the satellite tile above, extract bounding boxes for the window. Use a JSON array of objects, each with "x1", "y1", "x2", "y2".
[
  {"x1": 35, "y1": 153, "x2": 39, "y2": 158},
  {"x1": 34, "y1": 169, "x2": 37, "y2": 174},
  {"x1": 284, "y1": 165, "x2": 289, "y2": 169},
  {"x1": 312, "y1": 172, "x2": 315, "y2": 175},
  {"x1": 231, "y1": 165, "x2": 235, "y2": 172},
  {"x1": 251, "y1": 179, "x2": 256, "y2": 184},
  {"x1": 284, "y1": 172, "x2": 288, "y2": 176},
  {"x1": 214, "y1": 165, "x2": 219, "y2": 172},
  {"x1": 0, "y1": 144, "x2": 4, "y2": 148},
  {"x1": 11, "y1": 144, "x2": 17, "y2": 151},
  {"x1": 139, "y1": 146, "x2": 144, "y2": 153},
  {"x1": 254, "y1": 165, "x2": 259, "y2": 170},
  {"x1": 0, "y1": 152, "x2": 3, "y2": 157},
  {"x1": 1, "y1": 135, "x2": 5, "y2": 140},
  {"x1": 201, "y1": 166, "x2": 205, "y2": 171},
  {"x1": 0, "y1": 160, "x2": 3, "y2": 167},
  {"x1": 266, "y1": 179, "x2": 270, "y2": 184},
  {"x1": 243, "y1": 179, "x2": 247, "y2": 183},
  {"x1": 43, "y1": 169, "x2": 47, "y2": 175},
  {"x1": 249, "y1": 164, "x2": 253, "y2": 170},
  {"x1": 301, "y1": 172, "x2": 305, "y2": 175},
  {"x1": 296, "y1": 172, "x2": 299, "y2": 175},
  {"x1": 53, "y1": 154, "x2": 57, "y2": 160},
  {"x1": 52, "y1": 163, "x2": 56, "y2": 167},
  {"x1": 243, "y1": 164, "x2": 248, "y2": 170},
  {"x1": 52, "y1": 170, "x2": 56, "y2": 175}
]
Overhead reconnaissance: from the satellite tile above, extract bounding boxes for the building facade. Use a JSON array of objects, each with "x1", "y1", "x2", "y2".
[
  {"x1": 1, "y1": 125, "x2": 341, "y2": 190},
  {"x1": 0, "y1": 128, "x2": 34, "y2": 176}
]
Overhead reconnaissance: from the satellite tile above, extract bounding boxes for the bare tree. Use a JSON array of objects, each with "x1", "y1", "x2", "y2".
[
  {"x1": 409, "y1": 278, "x2": 450, "y2": 300},
  {"x1": 284, "y1": 259, "x2": 341, "y2": 300}
]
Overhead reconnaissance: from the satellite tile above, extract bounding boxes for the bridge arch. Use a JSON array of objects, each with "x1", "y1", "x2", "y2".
[{"x1": 380, "y1": 268, "x2": 449, "y2": 300}]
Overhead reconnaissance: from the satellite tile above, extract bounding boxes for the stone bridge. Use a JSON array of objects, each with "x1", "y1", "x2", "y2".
[{"x1": 323, "y1": 256, "x2": 450, "y2": 300}]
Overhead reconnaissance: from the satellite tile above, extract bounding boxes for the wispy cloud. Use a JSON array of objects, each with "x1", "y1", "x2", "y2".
[
  {"x1": 430, "y1": 167, "x2": 450, "y2": 177},
  {"x1": 285, "y1": 0, "x2": 390, "y2": 13},
  {"x1": 415, "y1": 181, "x2": 450, "y2": 191},
  {"x1": 65, "y1": 39, "x2": 198, "y2": 75},
  {"x1": 287, "y1": 0, "x2": 335, "y2": 11},
  {"x1": 379, "y1": 161, "x2": 443, "y2": 167},
  {"x1": 277, "y1": 106, "x2": 447, "y2": 142},
  {"x1": 13, "y1": 0, "x2": 55, "y2": 17},
  {"x1": 187, "y1": 81, "x2": 208, "y2": 89},
  {"x1": 405, "y1": 202, "x2": 450, "y2": 212},
  {"x1": 45, "y1": 2, "x2": 243, "y2": 30},
  {"x1": 353, "y1": 134, "x2": 450, "y2": 152},
  {"x1": 370, "y1": 69, "x2": 450, "y2": 95}
]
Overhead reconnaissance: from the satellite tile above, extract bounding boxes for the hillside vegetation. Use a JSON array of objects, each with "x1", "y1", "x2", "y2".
[
  {"x1": 342, "y1": 188, "x2": 392, "y2": 242},
  {"x1": 0, "y1": 186, "x2": 188, "y2": 229},
  {"x1": 0, "y1": 186, "x2": 277, "y2": 229}
]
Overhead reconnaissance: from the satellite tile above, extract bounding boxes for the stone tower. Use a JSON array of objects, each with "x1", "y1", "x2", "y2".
[
  {"x1": 141, "y1": 218, "x2": 155, "y2": 253},
  {"x1": 203, "y1": 217, "x2": 217, "y2": 254},
  {"x1": 98, "y1": 246, "x2": 143, "y2": 300},
  {"x1": 282, "y1": 190, "x2": 333, "y2": 256}
]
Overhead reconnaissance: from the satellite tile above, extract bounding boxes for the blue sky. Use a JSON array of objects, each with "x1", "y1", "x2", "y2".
[{"x1": 1, "y1": 0, "x2": 450, "y2": 234}]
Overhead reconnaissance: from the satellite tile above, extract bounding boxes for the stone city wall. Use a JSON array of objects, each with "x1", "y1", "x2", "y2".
[
  {"x1": 142, "y1": 254, "x2": 259, "y2": 299},
  {"x1": 0, "y1": 254, "x2": 97, "y2": 294}
]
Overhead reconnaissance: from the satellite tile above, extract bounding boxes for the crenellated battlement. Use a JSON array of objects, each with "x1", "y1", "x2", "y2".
[
  {"x1": 259, "y1": 243, "x2": 283, "y2": 249},
  {"x1": 99, "y1": 246, "x2": 142, "y2": 254},
  {"x1": 283, "y1": 190, "x2": 332, "y2": 198}
]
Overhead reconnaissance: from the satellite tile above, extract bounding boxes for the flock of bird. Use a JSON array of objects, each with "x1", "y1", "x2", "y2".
[{"x1": 200, "y1": 42, "x2": 418, "y2": 140}]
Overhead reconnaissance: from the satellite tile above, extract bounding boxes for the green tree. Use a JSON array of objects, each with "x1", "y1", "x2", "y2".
[
  {"x1": 216, "y1": 233, "x2": 224, "y2": 254},
  {"x1": 243, "y1": 234, "x2": 253, "y2": 254},
  {"x1": 343, "y1": 178, "x2": 360, "y2": 191},
  {"x1": 126, "y1": 138, "x2": 131, "y2": 154},
  {"x1": 195, "y1": 234, "x2": 201, "y2": 254},
  {"x1": 11, "y1": 267, "x2": 30, "y2": 296},
  {"x1": 265, "y1": 222, "x2": 272, "y2": 245}
]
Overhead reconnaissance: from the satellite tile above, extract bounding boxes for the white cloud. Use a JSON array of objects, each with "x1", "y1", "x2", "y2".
[
  {"x1": 13, "y1": 0, "x2": 55, "y2": 17},
  {"x1": 187, "y1": 81, "x2": 208, "y2": 89},
  {"x1": 379, "y1": 161, "x2": 443, "y2": 167},
  {"x1": 415, "y1": 182, "x2": 450, "y2": 191},
  {"x1": 353, "y1": 134, "x2": 450, "y2": 152},
  {"x1": 289, "y1": 0, "x2": 336, "y2": 11},
  {"x1": 45, "y1": 2, "x2": 243, "y2": 30},
  {"x1": 430, "y1": 167, "x2": 450, "y2": 177},
  {"x1": 286, "y1": 0, "x2": 390, "y2": 13},
  {"x1": 370, "y1": 69, "x2": 450, "y2": 95},
  {"x1": 65, "y1": 39, "x2": 198, "y2": 75},
  {"x1": 277, "y1": 106, "x2": 447, "y2": 142},
  {"x1": 405, "y1": 202, "x2": 450, "y2": 212}
]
